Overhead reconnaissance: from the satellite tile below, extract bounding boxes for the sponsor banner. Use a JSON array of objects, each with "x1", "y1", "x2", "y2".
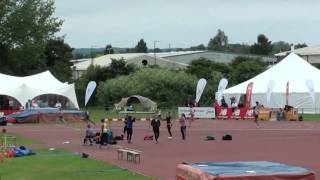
[
  {"x1": 215, "y1": 107, "x2": 254, "y2": 120},
  {"x1": 178, "y1": 107, "x2": 215, "y2": 118}
]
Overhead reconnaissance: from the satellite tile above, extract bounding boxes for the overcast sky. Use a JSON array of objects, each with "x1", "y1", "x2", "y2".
[{"x1": 54, "y1": 0, "x2": 320, "y2": 49}]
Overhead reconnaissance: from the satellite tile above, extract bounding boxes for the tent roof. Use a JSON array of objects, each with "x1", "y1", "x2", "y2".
[
  {"x1": 224, "y1": 53, "x2": 320, "y2": 94},
  {"x1": 0, "y1": 71, "x2": 79, "y2": 108},
  {"x1": 115, "y1": 95, "x2": 157, "y2": 111}
]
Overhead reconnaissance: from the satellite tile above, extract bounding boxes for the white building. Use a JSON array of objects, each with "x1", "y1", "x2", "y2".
[{"x1": 275, "y1": 45, "x2": 320, "y2": 64}]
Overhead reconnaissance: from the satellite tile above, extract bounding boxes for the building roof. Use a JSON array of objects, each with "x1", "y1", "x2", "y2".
[
  {"x1": 275, "y1": 45, "x2": 320, "y2": 57},
  {"x1": 72, "y1": 53, "x2": 142, "y2": 70},
  {"x1": 147, "y1": 51, "x2": 206, "y2": 58},
  {"x1": 165, "y1": 51, "x2": 276, "y2": 65},
  {"x1": 71, "y1": 52, "x2": 199, "y2": 71}
]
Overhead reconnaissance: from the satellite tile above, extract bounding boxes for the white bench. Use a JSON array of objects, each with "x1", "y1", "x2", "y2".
[{"x1": 117, "y1": 148, "x2": 142, "y2": 163}]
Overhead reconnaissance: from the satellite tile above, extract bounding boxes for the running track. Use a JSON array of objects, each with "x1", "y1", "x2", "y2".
[{"x1": 5, "y1": 120, "x2": 320, "y2": 179}]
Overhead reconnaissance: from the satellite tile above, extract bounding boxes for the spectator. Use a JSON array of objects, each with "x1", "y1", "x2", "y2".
[
  {"x1": 151, "y1": 114, "x2": 161, "y2": 143},
  {"x1": 189, "y1": 106, "x2": 195, "y2": 127},
  {"x1": 123, "y1": 114, "x2": 128, "y2": 136},
  {"x1": 277, "y1": 108, "x2": 284, "y2": 121},
  {"x1": 221, "y1": 96, "x2": 228, "y2": 108},
  {"x1": 83, "y1": 124, "x2": 95, "y2": 146},
  {"x1": 179, "y1": 113, "x2": 187, "y2": 141},
  {"x1": 99, "y1": 118, "x2": 109, "y2": 148},
  {"x1": 166, "y1": 112, "x2": 172, "y2": 139},
  {"x1": 253, "y1": 101, "x2": 262, "y2": 127},
  {"x1": 231, "y1": 97, "x2": 237, "y2": 112},
  {"x1": 126, "y1": 116, "x2": 135, "y2": 144},
  {"x1": 55, "y1": 101, "x2": 62, "y2": 110}
]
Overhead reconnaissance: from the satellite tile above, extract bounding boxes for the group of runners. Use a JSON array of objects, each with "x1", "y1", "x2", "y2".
[{"x1": 83, "y1": 108, "x2": 196, "y2": 146}]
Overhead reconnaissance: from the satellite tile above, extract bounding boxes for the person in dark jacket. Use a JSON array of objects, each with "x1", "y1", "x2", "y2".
[
  {"x1": 166, "y1": 112, "x2": 172, "y2": 138},
  {"x1": 126, "y1": 116, "x2": 135, "y2": 144},
  {"x1": 151, "y1": 114, "x2": 161, "y2": 143}
]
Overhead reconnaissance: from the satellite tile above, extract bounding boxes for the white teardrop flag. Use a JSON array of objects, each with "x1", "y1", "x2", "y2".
[
  {"x1": 216, "y1": 78, "x2": 228, "y2": 102},
  {"x1": 85, "y1": 81, "x2": 97, "y2": 106},
  {"x1": 266, "y1": 80, "x2": 275, "y2": 106},
  {"x1": 305, "y1": 79, "x2": 315, "y2": 105},
  {"x1": 196, "y1": 78, "x2": 207, "y2": 103}
]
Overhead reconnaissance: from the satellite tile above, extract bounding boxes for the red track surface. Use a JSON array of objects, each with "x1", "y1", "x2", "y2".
[{"x1": 5, "y1": 120, "x2": 320, "y2": 180}]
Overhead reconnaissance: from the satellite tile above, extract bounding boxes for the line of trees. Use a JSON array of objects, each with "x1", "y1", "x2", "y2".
[{"x1": 207, "y1": 29, "x2": 308, "y2": 55}]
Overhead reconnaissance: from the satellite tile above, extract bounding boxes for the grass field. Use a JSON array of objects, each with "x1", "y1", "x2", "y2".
[
  {"x1": 301, "y1": 114, "x2": 320, "y2": 121},
  {"x1": 0, "y1": 133, "x2": 41, "y2": 146},
  {"x1": 0, "y1": 149, "x2": 153, "y2": 180}
]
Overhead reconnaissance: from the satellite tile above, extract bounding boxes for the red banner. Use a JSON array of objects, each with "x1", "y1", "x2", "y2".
[
  {"x1": 215, "y1": 107, "x2": 255, "y2": 120},
  {"x1": 245, "y1": 82, "x2": 253, "y2": 109},
  {"x1": 286, "y1": 81, "x2": 289, "y2": 105}
]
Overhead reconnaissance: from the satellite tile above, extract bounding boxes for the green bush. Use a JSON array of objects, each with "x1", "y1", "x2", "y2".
[{"x1": 97, "y1": 68, "x2": 198, "y2": 108}]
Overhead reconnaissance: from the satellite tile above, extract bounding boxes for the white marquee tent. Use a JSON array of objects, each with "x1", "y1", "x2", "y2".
[
  {"x1": 0, "y1": 71, "x2": 79, "y2": 109},
  {"x1": 223, "y1": 53, "x2": 320, "y2": 112}
]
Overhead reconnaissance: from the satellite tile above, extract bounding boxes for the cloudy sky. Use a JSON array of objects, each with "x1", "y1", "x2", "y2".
[{"x1": 54, "y1": 0, "x2": 320, "y2": 48}]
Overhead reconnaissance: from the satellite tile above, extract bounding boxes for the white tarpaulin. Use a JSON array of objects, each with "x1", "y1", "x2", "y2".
[
  {"x1": 223, "y1": 53, "x2": 320, "y2": 112},
  {"x1": 0, "y1": 71, "x2": 79, "y2": 109}
]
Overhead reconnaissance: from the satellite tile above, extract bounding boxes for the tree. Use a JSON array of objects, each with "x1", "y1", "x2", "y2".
[
  {"x1": 272, "y1": 41, "x2": 290, "y2": 54},
  {"x1": 154, "y1": 48, "x2": 162, "y2": 53},
  {"x1": 186, "y1": 58, "x2": 230, "y2": 80},
  {"x1": 104, "y1": 44, "x2": 114, "y2": 54},
  {"x1": 250, "y1": 34, "x2": 272, "y2": 55},
  {"x1": 208, "y1": 29, "x2": 228, "y2": 51},
  {"x1": 134, "y1": 39, "x2": 148, "y2": 53},
  {"x1": 97, "y1": 68, "x2": 198, "y2": 108},
  {"x1": 44, "y1": 38, "x2": 73, "y2": 82},
  {"x1": 228, "y1": 43, "x2": 251, "y2": 54},
  {"x1": 0, "y1": 43, "x2": 10, "y2": 74},
  {"x1": 229, "y1": 56, "x2": 267, "y2": 85},
  {"x1": 189, "y1": 44, "x2": 206, "y2": 51},
  {"x1": 0, "y1": 0, "x2": 63, "y2": 75},
  {"x1": 295, "y1": 43, "x2": 308, "y2": 49}
]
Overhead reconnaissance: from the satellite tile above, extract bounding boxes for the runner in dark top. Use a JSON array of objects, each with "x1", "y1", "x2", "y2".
[{"x1": 166, "y1": 112, "x2": 172, "y2": 138}]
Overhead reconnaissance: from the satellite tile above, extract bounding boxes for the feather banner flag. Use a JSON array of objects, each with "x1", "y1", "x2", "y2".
[
  {"x1": 305, "y1": 79, "x2": 315, "y2": 105},
  {"x1": 285, "y1": 81, "x2": 289, "y2": 105},
  {"x1": 85, "y1": 81, "x2": 97, "y2": 106},
  {"x1": 266, "y1": 80, "x2": 275, "y2": 106},
  {"x1": 216, "y1": 78, "x2": 228, "y2": 102},
  {"x1": 196, "y1": 78, "x2": 207, "y2": 103},
  {"x1": 245, "y1": 82, "x2": 253, "y2": 109}
]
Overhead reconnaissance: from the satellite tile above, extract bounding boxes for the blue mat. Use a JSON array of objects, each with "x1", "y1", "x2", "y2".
[
  {"x1": 190, "y1": 161, "x2": 310, "y2": 176},
  {"x1": 9, "y1": 108, "x2": 85, "y2": 122}
]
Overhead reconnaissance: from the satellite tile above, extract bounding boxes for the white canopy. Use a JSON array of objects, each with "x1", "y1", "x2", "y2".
[
  {"x1": 0, "y1": 71, "x2": 79, "y2": 109},
  {"x1": 223, "y1": 53, "x2": 320, "y2": 112}
]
